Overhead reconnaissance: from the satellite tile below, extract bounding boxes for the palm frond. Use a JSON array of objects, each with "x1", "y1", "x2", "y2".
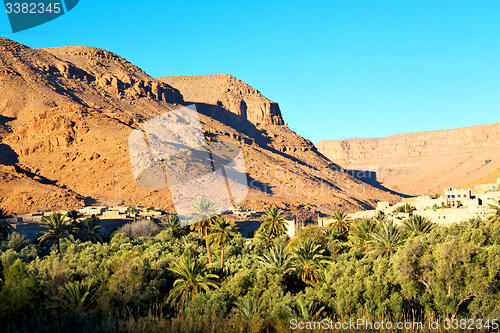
[
  {"x1": 366, "y1": 220, "x2": 406, "y2": 258},
  {"x1": 167, "y1": 254, "x2": 219, "y2": 310},
  {"x1": 403, "y1": 214, "x2": 434, "y2": 235}
]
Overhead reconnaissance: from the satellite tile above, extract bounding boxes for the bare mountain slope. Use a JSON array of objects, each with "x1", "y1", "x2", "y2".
[
  {"x1": 460, "y1": 168, "x2": 500, "y2": 190},
  {"x1": 317, "y1": 123, "x2": 500, "y2": 196},
  {"x1": 159, "y1": 74, "x2": 283, "y2": 127},
  {"x1": 0, "y1": 38, "x2": 400, "y2": 214}
]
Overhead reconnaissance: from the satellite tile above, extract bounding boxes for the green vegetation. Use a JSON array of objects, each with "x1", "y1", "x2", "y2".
[
  {"x1": 328, "y1": 209, "x2": 351, "y2": 234},
  {"x1": 189, "y1": 196, "x2": 219, "y2": 266},
  {"x1": 486, "y1": 199, "x2": 500, "y2": 225},
  {"x1": 348, "y1": 218, "x2": 376, "y2": 252},
  {"x1": 290, "y1": 238, "x2": 330, "y2": 285},
  {"x1": 258, "y1": 242, "x2": 294, "y2": 277},
  {"x1": 66, "y1": 210, "x2": 84, "y2": 223},
  {"x1": 126, "y1": 206, "x2": 139, "y2": 217},
  {"x1": 392, "y1": 203, "x2": 416, "y2": 214},
  {"x1": 402, "y1": 214, "x2": 434, "y2": 235},
  {"x1": 37, "y1": 212, "x2": 76, "y2": 254},
  {"x1": 259, "y1": 207, "x2": 287, "y2": 238},
  {"x1": 161, "y1": 214, "x2": 187, "y2": 238},
  {"x1": 1, "y1": 209, "x2": 500, "y2": 332},
  {"x1": 167, "y1": 254, "x2": 219, "y2": 310},
  {"x1": 366, "y1": 220, "x2": 406, "y2": 258},
  {"x1": 207, "y1": 217, "x2": 240, "y2": 271},
  {"x1": 372, "y1": 210, "x2": 387, "y2": 224},
  {"x1": 0, "y1": 208, "x2": 13, "y2": 239},
  {"x1": 77, "y1": 215, "x2": 104, "y2": 242},
  {"x1": 62, "y1": 279, "x2": 98, "y2": 314}
]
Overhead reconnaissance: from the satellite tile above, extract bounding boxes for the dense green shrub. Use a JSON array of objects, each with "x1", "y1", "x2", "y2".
[
  {"x1": 0, "y1": 261, "x2": 42, "y2": 320},
  {"x1": 0, "y1": 217, "x2": 499, "y2": 331}
]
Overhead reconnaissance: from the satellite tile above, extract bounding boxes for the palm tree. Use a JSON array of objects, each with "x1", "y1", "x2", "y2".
[
  {"x1": 189, "y1": 196, "x2": 219, "y2": 266},
  {"x1": 324, "y1": 228, "x2": 350, "y2": 256},
  {"x1": 62, "y1": 280, "x2": 98, "y2": 314},
  {"x1": 293, "y1": 299, "x2": 325, "y2": 320},
  {"x1": 66, "y1": 210, "x2": 84, "y2": 224},
  {"x1": 348, "y1": 219, "x2": 376, "y2": 252},
  {"x1": 403, "y1": 203, "x2": 416, "y2": 213},
  {"x1": 486, "y1": 200, "x2": 500, "y2": 225},
  {"x1": 254, "y1": 227, "x2": 275, "y2": 248},
  {"x1": 328, "y1": 209, "x2": 351, "y2": 234},
  {"x1": 403, "y1": 215, "x2": 434, "y2": 235},
  {"x1": 167, "y1": 254, "x2": 219, "y2": 310},
  {"x1": 260, "y1": 207, "x2": 287, "y2": 238},
  {"x1": 161, "y1": 215, "x2": 186, "y2": 238},
  {"x1": 189, "y1": 196, "x2": 219, "y2": 225},
  {"x1": 0, "y1": 207, "x2": 13, "y2": 238},
  {"x1": 234, "y1": 294, "x2": 265, "y2": 318},
  {"x1": 366, "y1": 221, "x2": 406, "y2": 259},
  {"x1": 126, "y1": 206, "x2": 139, "y2": 217},
  {"x1": 393, "y1": 203, "x2": 416, "y2": 214},
  {"x1": 77, "y1": 215, "x2": 103, "y2": 242},
  {"x1": 206, "y1": 217, "x2": 240, "y2": 271},
  {"x1": 467, "y1": 216, "x2": 483, "y2": 228},
  {"x1": 372, "y1": 211, "x2": 388, "y2": 224},
  {"x1": 258, "y1": 243, "x2": 294, "y2": 277},
  {"x1": 38, "y1": 212, "x2": 76, "y2": 253},
  {"x1": 291, "y1": 238, "x2": 330, "y2": 285}
]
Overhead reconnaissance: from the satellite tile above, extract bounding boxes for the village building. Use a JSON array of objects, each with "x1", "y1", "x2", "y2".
[{"x1": 345, "y1": 179, "x2": 500, "y2": 226}]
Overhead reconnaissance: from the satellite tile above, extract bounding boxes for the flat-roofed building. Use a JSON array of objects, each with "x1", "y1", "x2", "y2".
[
  {"x1": 79, "y1": 206, "x2": 107, "y2": 216},
  {"x1": 415, "y1": 195, "x2": 442, "y2": 210},
  {"x1": 444, "y1": 188, "x2": 472, "y2": 207},
  {"x1": 19, "y1": 213, "x2": 43, "y2": 223},
  {"x1": 350, "y1": 209, "x2": 376, "y2": 220}
]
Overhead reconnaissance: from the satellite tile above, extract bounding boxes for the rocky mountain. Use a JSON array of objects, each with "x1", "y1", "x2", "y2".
[
  {"x1": 0, "y1": 38, "x2": 401, "y2": 214},
  {"x1": 317, "y1": 123, "x2": 500, "y2": 196},
  {"x1": 159, "y1": 74, "x2": 284, "y2": 127}
]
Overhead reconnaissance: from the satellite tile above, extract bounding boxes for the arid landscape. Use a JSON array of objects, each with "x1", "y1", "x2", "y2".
[
  {"x1": 0, "y1": 37, "x2": 401, "y2": 215},
  {"x1": 317, "y1": 123, "x2": 500, "y2": 196},
  {"x1": 1, "y1": 1, "x2": 500, "y2": 330}
]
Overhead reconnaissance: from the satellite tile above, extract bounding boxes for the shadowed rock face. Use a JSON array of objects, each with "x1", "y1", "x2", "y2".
[
  {"x1": 317, "y1": 123, "x2": 500, "y2": 196},
  {"x1": 0, "y1": 37, "x2": 401, "y2": 214},
  {"x1": 158, "y1": 75, "x2": 284, "y2": 127}
]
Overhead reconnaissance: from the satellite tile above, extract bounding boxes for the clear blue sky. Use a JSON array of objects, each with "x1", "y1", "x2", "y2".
[{"x1": 1, "y1": 1, "x2": 499, "y2": 143}]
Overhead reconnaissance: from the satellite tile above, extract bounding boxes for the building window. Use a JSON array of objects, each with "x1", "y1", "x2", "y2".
[
  {"x1": 458, "y1": 194, "x2": 461, "y2": 198},
  {"x1": 438, "y1": 216, "x2": 440, "y2": 219},
  {"x1": 443, "y1": 216, "x2": 446, "y2": 219}
]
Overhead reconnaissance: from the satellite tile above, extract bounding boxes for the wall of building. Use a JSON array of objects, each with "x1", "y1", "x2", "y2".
[
  {"x1": 415, "y1": 206, "x2": 490, "y2": 226},
  {"x1": 285, "y1": 220, "x2": 296, "y2": 238},
  {"x1": 350, "y1": 210, "x2": 376, "y2": 220},
  {"x1": 415, "y1": 196, "x2": 442, "y2": 210}
]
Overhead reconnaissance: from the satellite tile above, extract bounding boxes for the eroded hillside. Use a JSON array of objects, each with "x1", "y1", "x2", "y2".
[
  {"x1": 317, "y1": 123, "x2": 500, "y2": 196},
  {"x1": 0, "y1": 38, "x2": 401, "y2": 214}
]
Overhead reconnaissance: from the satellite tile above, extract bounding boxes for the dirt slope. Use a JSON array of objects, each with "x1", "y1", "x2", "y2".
[{"x1": 460, "y1": 168, "x2": 500, "y2": 190}]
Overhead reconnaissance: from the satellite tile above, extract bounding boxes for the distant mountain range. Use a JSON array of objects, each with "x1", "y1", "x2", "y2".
[{"x1": 317, "y1": 123, "x2": 500, "y2": 196}]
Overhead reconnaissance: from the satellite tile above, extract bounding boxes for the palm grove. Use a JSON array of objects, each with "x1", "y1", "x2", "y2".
[{"x1": 0, "y1": 199, "x2": 500, "y2": 332}]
